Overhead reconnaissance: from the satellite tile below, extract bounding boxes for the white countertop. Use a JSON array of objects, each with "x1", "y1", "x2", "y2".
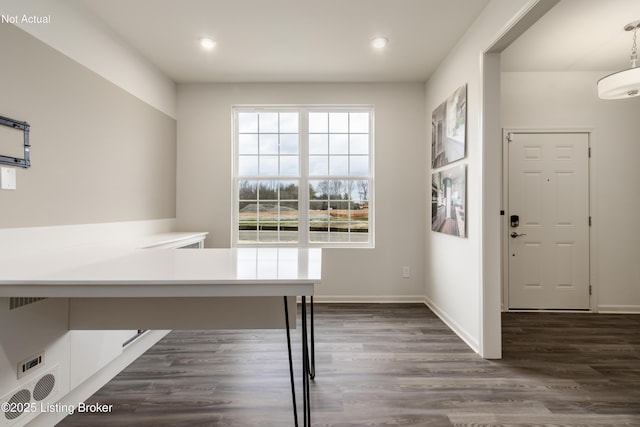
[
  {"x1": 0, "y1": 235, "x2": 321, "y2": 298},
  {"x1": 137, "y1": 231, "x2": 209, "y2": 248}
]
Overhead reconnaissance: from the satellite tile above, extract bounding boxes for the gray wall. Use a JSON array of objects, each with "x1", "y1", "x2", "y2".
[
  {"x1": 176, "y1": 82, "x2": 426, "y2": 301},
  {"x1": 501, "y1": 71, "x2": 640, "y2": 312},
  {"x1": 424, "y1": 0, "x2": 538, "y2": 357},
  {"x1": 0, "y1": 24, "x2": 176, "y2": 228}
]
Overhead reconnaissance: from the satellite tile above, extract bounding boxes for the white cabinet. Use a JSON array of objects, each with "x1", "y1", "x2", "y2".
[
  {"x1": 0, "y1": 223, "x2": 208, "y2": 427},
  {"x1": 68, "y1": 232, "x2": 207, "y2": 389},
  {"x1": 140, "y1": 232, "x2": 208, "y2": 249}
]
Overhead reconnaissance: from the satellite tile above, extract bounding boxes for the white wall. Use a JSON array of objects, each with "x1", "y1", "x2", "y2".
[
  {"x1": 0, "y1": 0, "x2": 176, "y2": 117},
  {"x1": 0, "y1": 6, "x2": 178, "y2": 424},
  {"x1": 176, "y1": 83, "x2": 426, "y2": 301},
  {"x1": 424, "y1": 0, "x2": 537, "y2": 357},
  {"x1": 0, "y1": 23, "x2": 177, "y2": 228},
  {"x1": 501, "y1": 71, "x2": 640, "y2": 312}
]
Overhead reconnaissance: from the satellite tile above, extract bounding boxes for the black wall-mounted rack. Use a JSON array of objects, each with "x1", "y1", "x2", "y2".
[{"x1": 0, "y1": 114, "x2": 31, "y2": 168}]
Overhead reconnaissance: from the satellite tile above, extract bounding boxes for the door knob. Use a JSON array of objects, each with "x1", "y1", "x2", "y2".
[{"x1": 510, "y1": 232, "x2": 527, "y2": 238}]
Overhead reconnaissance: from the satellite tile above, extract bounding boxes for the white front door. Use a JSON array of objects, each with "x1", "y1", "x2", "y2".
[{"x1": 507, "y1": 132, "x2": 590, "y2": 310}]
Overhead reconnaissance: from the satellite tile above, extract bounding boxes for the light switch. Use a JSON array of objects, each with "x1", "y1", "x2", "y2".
[
  {"x1": 1, "y1": 167, "x2": 17, "y2": 190},
  {"x1": 402, "y1": 266, "x2": 411, "y2": 278}
]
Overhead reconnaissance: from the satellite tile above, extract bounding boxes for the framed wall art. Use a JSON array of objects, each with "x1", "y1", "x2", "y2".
[
  {"x1": 431, "y1": 84, "x2": 466, "y2": 169},
  {"x1": 431, "y1": 164, "x2": 466, "y2": 238}
]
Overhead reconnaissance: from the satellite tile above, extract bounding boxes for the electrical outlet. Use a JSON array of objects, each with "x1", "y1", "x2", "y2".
[
  {"x1": 17, "y1": 351, "x2": 44, "y2": 379},
  {"x1": 402, "y1": 266, "x2": 411, "y2": 278},
  {"x1": 1, "y1": 167, "x2": 16, "y2": 190}
]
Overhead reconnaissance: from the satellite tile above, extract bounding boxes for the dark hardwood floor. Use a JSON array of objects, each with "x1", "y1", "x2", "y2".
[{"x1": 59, "y1": 304, "x2": 640, "y2": 426}]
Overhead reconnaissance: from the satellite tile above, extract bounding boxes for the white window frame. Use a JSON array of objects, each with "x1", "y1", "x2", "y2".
[{"x1": 231, "y1": 105, "x2": 375, "y2": 248}]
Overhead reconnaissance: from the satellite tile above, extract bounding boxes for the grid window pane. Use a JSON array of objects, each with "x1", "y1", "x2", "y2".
[
  {"x1": 329, "y1": 113, "x2": 349, "y2": 133},
  {"x1": 235, "y1": 108, "x2": 372, "y2": 246},
  {"x1": 309, "y1": 113, "x2": 328, "y2": 133},
  {"x1": 280, "y1": 181, "x2": 299, "y2": 199},
  {"x1": 239, "y1": 134, "x2": 259, "y2": 154},
  {"x1": 309, "y1": 134, "x2": 328, "y2": 154},
  {"x1": 350, "y1": 134, "x2": 369, "y2": 155},
  {"x1": 329, "y1": 134, "x2": 349, "y2": 155},
  {"x1": 309, "y1": 181, "x2": 329, "y2": 200},
  {"x1": 238, "y1": 113, "x2": 258, "y2": 133},
  {"x1": 307, "y1": 178, "x2": 369, "y2": 243},
  {"x1": 259, "y1": 156, "x2": 279, "y2": 176},
  {"x1": 329, "y1": 156, "x2": 349, "y2": 176},
  {"x1": 280, "y1": 156, "x2": 298, "y2": 176},
  {"x1": 280, "y1": 134, "x2": 298, "y2": 154},
  {"x1": 259, "y1": 181, "x2": 278, "y2": 200},
  {"x1": 309, "y1": 156, "x2": 328, "y2": 176},
  {"x1": 279, "y1": 201, "x2": 299, "y2": 242},
  {"x1": 238, "y1": 179, "x2": 299, "y2": 244},
  {"x1": 239, "y1": 112, "x2": 300, "y2": 179},
  {"x1": 280, "y1": 113, "x2": 299, "y2": 133},
  {"x1": 259, "y1": 112, "x2": 279, "y2": 133},
  {"x1": 238, "y1": 180, "x2": 258, "y2": 200},
  {"x1": 259, "y1": 134, "x2": 279, "y2": 154},
  {"x1": 238, "y1": 156, "x2": 259, "y2": 176},
  {"x1": 350, "y1": 156, "x2": 369, "y2": 176},
  {"x1": 349, "y1": 112, "x2": 369, "y2": 133}
]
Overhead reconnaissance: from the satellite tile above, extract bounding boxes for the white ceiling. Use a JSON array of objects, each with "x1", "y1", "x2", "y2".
[
  {"x1": 502, "y1": 0, "x2": 640, "y2": 72},
  {"x1": 71, "y1": 0, "x2": 490, "y2": 83},
  {"x1": 66, "y1": 0, "x2": 640, "y2": 83}
]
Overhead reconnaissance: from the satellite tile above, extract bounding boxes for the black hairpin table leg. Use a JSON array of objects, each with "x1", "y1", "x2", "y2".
[
  {"x1": 284, "y1": 297, "x2": 298, "y2": 427},
  {"x1": 284, "y1": 295, "x2": 316, "y2": 427},
  {"x1": 301, "y1": 296, "x2": 311, "y2": 426},
  {"x1": 309, "y1": 296, "x2": 315, "y2": 379}
]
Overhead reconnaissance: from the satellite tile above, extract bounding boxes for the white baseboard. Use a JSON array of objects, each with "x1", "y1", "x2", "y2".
[
  {"x1": 309, "y1": 296, "x2": 481, "y2": 355},
  {"x1": 423, "y1": 296, "x2": 480, "y2": 354},
  {"x1": 27, "y1": 330, "x2": 170, "y2": 427},
  {"x1": 313, "y1": 296, "x2": 481, "y2": 354},
  {"x1": 311, "y1": 295, "x2": 426, "y2": 304},
  {"x1": 597, "y1": 305, "x2": 640, "y2": 314}
]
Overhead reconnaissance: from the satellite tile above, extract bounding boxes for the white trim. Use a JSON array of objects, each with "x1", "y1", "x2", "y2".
[
  {"x1": 597, "y1": 305, "x2": 640, "y2": 314},
  {"x1": 501, "y1": 130, "x2": 510, "y2": 312},
  {"x1": 231, "y1": 106, "x2": 375, "y2": 248},
  {"x1": 588, "y1": 129, "x2": 599, "y2": 313},
  {"x1": 424, "y1": 296, "x2": 480, "y2": 354},
  {"x1": 474, "y1": 0, "x2": 566, "y2": 360},
  {"x1": 308, "y1": 298, "x2": 640, "y2": 316},
  {"x1": 477, "y1": 0, "x2": 557, "y2": 360},
  {"x1": 480, "y1": 52, "x2": 503, "y2": 359},
  {"x1": 312, "y1": 295, "x2": 425, "y2": 304},
  {"x1": 506, "y1": 309, "x2": 593, "y2": 313}
]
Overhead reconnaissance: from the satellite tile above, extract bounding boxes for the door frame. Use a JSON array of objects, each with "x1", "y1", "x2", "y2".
[{"x1": 501, "y1": 128, "x2": 597, "y2": 312}]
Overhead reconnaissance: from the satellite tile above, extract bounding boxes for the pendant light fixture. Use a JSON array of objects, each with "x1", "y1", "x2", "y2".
[{"x1": 597, "y1": 20, "x2": 640, "y2": 99}]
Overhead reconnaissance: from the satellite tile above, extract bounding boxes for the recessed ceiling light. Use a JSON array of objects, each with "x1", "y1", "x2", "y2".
[
  {"x1": 371, "y1": 37, "x2": 389, "y2": 49},
  {"x1": 199, "y1": 37, "x2": 217, "y2": 50}
]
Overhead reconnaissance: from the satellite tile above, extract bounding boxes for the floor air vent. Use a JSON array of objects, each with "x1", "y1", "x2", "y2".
[
  {"x1": 32, "y1": 374, "x2": 55, "y2": 402},
  {"x1": 9, "y1": 298, "x2": 46, "y2": 310},
  {"x1": 1, "y1": 365, "x2": 60, "y2": 426},
  {"x1": 3, "y1": 390, "x2": 30, "y2": 421}
]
